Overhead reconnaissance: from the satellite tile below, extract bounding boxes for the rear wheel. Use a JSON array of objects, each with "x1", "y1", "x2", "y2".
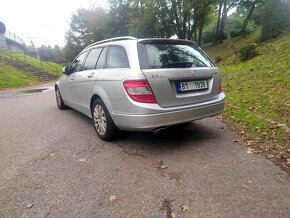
[
  {"x1": 92, "y1": 99, "x2": 119, "y2": 141},
  {"x1": 55, "y1": 87, "x2": 67, "y2": 110}
]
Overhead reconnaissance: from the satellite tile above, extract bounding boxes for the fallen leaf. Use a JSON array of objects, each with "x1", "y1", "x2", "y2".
[
  {"x1": 180, "y1": 204, "x2": 190, "y2": 212},
  {"x1": 160, "y1": 164, "x2": 167, "y2": 169},
  {"x1": 277, "y1": 123, "x2": 286, "y2": 127},
  {"x1": 199, "y1": 160, "x2": 206, "y2": 164},
  {"x1": 159, "y1": 161, "x2": 168, "y2": 170},
  {"x1": 49, "y1": 153, "x2": 55, "y2": 157},
  {"x1": 79, "y1": 158, "x2": 87, "y2": 162},
  {"x1": 26, "y1": 202, "x2": 34, "y2": 208},
  {"x1": 287, "y1": 159, "x2": 290, "y2": 165},
  {"x1": 109, "y1": 195, "x2": 117, "y2": 202},
  {"x1": 247, "y1": 140, "x2": 254, "y2": 146},
  {"x1": 246, "y1": 147, "x2": 254, "y2": 154},
  {"x1": 266, "y1": 154, "x2": 274, "y2": 159},
  {"x1": 252, "y1": 149, "x2": 259, "y2": 154},
  {"x1": 171, "y1": 212, "x2": 176, "y2": 218}
]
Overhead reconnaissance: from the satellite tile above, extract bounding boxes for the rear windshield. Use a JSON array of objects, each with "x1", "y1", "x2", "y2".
[{"x1": 138, "y1": 41, "x2": 215, "y2": 69}]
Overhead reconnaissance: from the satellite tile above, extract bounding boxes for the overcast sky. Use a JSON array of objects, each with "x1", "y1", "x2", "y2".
[{"x1": 0, "y1": 0, "x2": 107, "y2": 47}]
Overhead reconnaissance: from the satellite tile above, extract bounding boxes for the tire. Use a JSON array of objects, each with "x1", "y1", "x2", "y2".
[
  {"x1": 55, "y1": 87, "x2": 67, "y2": 110},
  {"x1": 92, "y1": 98, "x2": 119, "y2": 141}
]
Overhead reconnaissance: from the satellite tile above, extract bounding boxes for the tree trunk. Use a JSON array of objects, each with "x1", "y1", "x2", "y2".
[
  {"x1": 223, "y1": 1, "x2": 237, "y2": 54},
  {"x1": 240, "y1": 2, "x2": 256, "y2": 35},
  {"x1": 182, "y1": 12, "x2": 187, "y2": 39},
  {"x1": 171, "y1": 0, "x2": 182, "y2": 38},
  {"x1": 198, "y1": 19, "x2": 205, "y2": 46},
  {"x1": 215, "y1": 2, "x2": 223, "y2": 43}
]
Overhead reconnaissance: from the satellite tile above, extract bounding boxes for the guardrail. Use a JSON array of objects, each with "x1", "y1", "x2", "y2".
[{"x1": 4, "y1": 31, "x2": 26, "y2": 47}]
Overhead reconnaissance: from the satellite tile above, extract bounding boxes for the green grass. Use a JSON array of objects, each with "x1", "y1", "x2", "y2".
[
  {"x1": 0, "y1": 51, "x2": 64, "y2": 89},
  {"x1": 205, "y1": 33, "x2": 290, "y2": 156},
  {"x1": 4, "y1": 51, "x2": 63, "y2": 76},
  {"x1": 0, "y1": 64, "x2": 41, "y2": 89}
]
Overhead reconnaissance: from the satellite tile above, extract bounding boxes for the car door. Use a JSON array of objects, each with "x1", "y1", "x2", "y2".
[
  {"x1": 96, "y1": 46, "x2": 131, "y2": 110},
  {"x1": 74, "y1": 47, "x2": 107, "y2": 116},
  {"x1": 60, "y1": 51, "x2": 88, "y2": 107}
]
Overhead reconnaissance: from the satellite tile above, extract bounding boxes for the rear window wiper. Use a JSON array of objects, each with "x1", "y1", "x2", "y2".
[{"x1": 191, "y1": 57, "x2": 207, "y2": 67}]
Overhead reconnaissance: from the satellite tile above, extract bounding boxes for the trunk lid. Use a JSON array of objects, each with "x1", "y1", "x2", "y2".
[
  {"x1": 141, "y1": 67, "x2": 220, "y2": 108},
  {"x1": 138, "y1": 39, "x2": 221, "y2": 108}
]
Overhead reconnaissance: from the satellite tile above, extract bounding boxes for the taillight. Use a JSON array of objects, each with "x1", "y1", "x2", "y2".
[{"x1": 123, "y1": 80, "x2": 157, "y2": 103}]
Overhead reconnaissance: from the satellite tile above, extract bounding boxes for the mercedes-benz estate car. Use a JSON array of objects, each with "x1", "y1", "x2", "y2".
[{"x1": 55, "y1": 36, "x2": 225, "y2": 140}]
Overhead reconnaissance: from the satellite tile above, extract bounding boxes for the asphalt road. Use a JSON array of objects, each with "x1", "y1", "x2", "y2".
[{"x1": 0, "y1": 84, "x2": 289, "y2": 218}]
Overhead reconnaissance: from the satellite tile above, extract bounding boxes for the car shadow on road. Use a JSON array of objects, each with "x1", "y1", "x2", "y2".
[
  {"x1": 113, "y1": 121, "x2": 221, "y2": 154},
  {"x1": 65, "y1": 108, "x2": 221, "y2": 154}
]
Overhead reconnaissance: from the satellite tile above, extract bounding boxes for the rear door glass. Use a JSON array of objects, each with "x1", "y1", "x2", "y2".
[
  {"x1": 96, "y1": 47, "x2": 107, "y2": 69},
  {"x1": 138, "y1": 41, "x2": 214, "y2": 69}
]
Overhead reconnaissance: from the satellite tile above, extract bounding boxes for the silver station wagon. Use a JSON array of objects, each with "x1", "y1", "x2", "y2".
[{"x1": 55, "y1": 36, "x2": 225, "y2": 140}]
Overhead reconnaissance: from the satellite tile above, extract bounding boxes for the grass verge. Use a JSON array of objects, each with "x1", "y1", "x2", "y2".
[
  {"x1": 0, "y1": 64, "x2": 41, "y2": 89},
  {"x1": 205, "y1": 33, "x2": 290, "y2": 172}
]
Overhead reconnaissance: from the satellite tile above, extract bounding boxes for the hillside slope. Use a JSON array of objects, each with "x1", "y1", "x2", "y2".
[
  {"x1": 0, "y1": 63, "x2": 41, "y2": 88},
  {"x1": 205, "y1": 33, "x2": 290, "y2": 170},
  {"x1": 0, "y1": 52, "x2": 63, "y2": 89}
]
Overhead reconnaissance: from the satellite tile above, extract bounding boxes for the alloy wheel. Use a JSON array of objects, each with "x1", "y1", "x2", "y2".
[{"x1": 93, "y1": 104, "x2": 107, "y2": 135}]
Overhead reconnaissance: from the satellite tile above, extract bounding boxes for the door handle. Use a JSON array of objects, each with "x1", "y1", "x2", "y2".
[
  {"x1": 88, "y1": 73, "x2": 95, "y2": 78},
  {"x1": 71, "y1": 76, "x2": 75, "y2": 81}
]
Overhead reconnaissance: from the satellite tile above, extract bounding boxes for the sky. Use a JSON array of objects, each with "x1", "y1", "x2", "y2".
[{"x1": 0, "y1": 0, "x2": 107, "y2": 48}]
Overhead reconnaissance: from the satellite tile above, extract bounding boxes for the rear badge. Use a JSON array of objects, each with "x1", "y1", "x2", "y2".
[
  {"x1": 152, "y1": 74, "x2": 166, "y2": 79},
  {"x1": 192, "y1": 70, "x2": 198, "y2": 77}
]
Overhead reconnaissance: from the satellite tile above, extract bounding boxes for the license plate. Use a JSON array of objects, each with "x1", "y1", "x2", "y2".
[{"x1": 177, "y1": 80, "x2": 208, "y2": 93}]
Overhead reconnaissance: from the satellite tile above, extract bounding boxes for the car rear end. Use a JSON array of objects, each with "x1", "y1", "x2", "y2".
[{"x1": 111, "y1": 38, "x2": 225, "y2": 131}]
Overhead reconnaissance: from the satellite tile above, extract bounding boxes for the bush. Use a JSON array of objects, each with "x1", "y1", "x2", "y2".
[{"x1": 238, "y1": 43, "x2": 258, "y2": 61}]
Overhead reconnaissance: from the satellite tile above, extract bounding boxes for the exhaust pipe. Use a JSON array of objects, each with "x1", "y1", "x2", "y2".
[{"x1": 153, "y1": 126, "x2": 167, "y2": 133}]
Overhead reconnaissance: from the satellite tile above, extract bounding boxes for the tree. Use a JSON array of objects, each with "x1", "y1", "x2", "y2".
[
  {"x1": 128, "y1": 0, "x2": 173, "y2": 38},
  {"x1": 238, "y1": 0, "x2": 264, "y2": 35},
  {"x1": 107, "y1": 0, "x2": 130, "y2": 37},
  {"x1": 128, "y1": 0, "x2": 215, "y2": 45},
  {"x1": 215, "y1": 0, "x2": 241, "y2": 43},
  {"x1": 259, "y1": 0, "x2": 290, "y2": 41},
  {"x1": 37, "y1": 45, "x2": 64, "y2": 63},
  {"x1": 64, "y1": 7, "x2": 110, "y2": 61}
]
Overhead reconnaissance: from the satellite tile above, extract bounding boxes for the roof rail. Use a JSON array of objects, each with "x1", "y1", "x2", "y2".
[{"x1": 85, "y1": 36, "x2": 137, "y2": 49}]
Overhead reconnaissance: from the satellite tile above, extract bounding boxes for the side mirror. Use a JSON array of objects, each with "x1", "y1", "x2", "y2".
[{"x1": 63, "y1": 66, "x2": 70, "y2": 75}]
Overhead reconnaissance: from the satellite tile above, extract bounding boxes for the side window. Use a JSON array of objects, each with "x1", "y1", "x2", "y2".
[
  {"x1": 70, "y1": 52, "x2": 87, "y2": 73},
  {"x1": 107, "y1": 46, "x2": 129, "y2": 68},
  {"x1": 96, "y1": 47, "x2": 107, "y2": 69},
  {"x1": 83, "y1": 48, "x2": 103, "y2": 71}
]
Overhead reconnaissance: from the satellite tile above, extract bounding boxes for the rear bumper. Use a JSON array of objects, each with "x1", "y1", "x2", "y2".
[{"x1": 112, "y1": 93, "x2": 225, "y2": 131}]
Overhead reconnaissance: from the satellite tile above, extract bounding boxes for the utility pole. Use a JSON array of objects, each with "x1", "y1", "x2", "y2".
[{"x1": 0, "y1": 21, "x2": 7, "y2": 80}]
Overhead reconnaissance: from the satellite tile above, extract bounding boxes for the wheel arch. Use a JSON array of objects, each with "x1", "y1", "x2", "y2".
[{"x1": 90, "y1": 94, "x2": 101, "y2": 112}]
